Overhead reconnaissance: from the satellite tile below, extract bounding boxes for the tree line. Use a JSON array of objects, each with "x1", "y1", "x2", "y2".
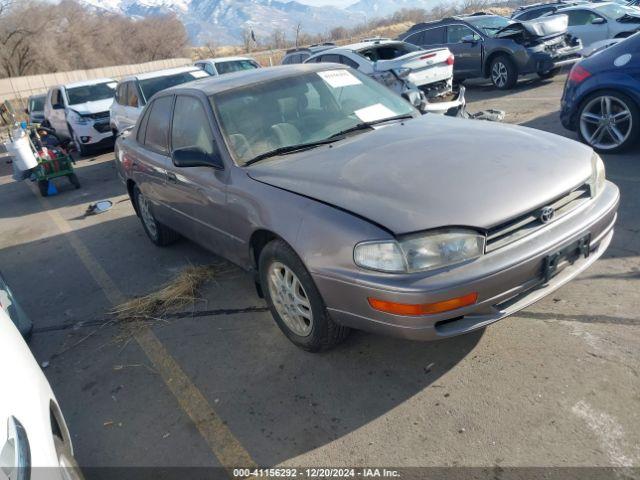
[{"x1": 0, "y1": 0, "x2": 188, "y2": 78}]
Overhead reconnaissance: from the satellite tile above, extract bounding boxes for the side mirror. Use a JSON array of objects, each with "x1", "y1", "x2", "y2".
[
  {"x1": 172, "y1": 146, "x2": 224, "y2": 170},
  {"x1": 461, "y1": 35, "x2": 479, "y2": 44},
  {"x1": 52, "y1": 103, "x2": 64, "y2": 110},
  {"x1": 592, "y1": 17, "x2": 606, "y2": 24}
]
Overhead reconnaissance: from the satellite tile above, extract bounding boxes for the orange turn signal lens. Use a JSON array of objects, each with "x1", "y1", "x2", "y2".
[{"x1": 368, "y1": 292, "x2": 478, "y2": 316}]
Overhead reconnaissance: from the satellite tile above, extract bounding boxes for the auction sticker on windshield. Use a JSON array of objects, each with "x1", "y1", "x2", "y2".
[
  {"x1": 318, "y1": 69, "x2": 362, "y2": 88},
  {"x1": 355, "y1": 103, "x2": 397, "y2": 123}
]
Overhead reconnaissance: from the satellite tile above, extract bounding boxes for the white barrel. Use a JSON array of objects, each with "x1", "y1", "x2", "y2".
[{"x1": 5, "y1": 132, "x2": 38, "y2": 172}]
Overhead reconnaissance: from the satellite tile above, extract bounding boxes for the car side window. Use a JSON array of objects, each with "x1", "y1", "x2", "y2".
[
  {"x1": 319, "y1": 54, "x2": 341, "y2": 64},
  {"x1": 338, "y1": 55, "x2": 359, "y2": 69},
  {"x1": 143, "y1": 96, "x2": 173, "y2": 153},
  {"x1": 447, "y1": 25, "x2": 479, "y2": 43},
  {"x1": 204, "y1": 63, "x2": 216, "y2": 75},
  {"x1": 126, "y1": 83, "x2": 139, "y2": 108},
  {"x1": 51, "y1": 89, "x2": 62, "y2": 106},
  {"x1": 171, "y1": 95, "x2": 218, "y2": 158},
  {"x1": 410, "y1": 26, "x2": 446, "y2": 46},
  {"x1": 567, "y1": 10, "x2": 600, "y2": 26},
  {"x1": 136, "y1": 106, "x2": 151, "y2": 144}
]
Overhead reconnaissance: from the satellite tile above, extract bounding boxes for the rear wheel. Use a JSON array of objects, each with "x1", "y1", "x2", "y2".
[
  {"x1": 578, "y1": 91, "x2": 639, "y2": 153},
  {"x1": 37, "y1": 180, "x2": 49, "y2": 197},
  {"x1": 259, "y1": 239, "x2": 350, "y2": 352},
  {"x1": 490, "y1": 55, "x2": 518, "y2": 90},
  {"x1": 68, "y1": 173, "x2": 81, "y2": 189},
  {"x1": 132, "y1": 185, "x2": 180, "y2": 246}
]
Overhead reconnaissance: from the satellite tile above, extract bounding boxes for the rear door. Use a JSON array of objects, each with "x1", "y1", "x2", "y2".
[
  {"x1": 445, "y1": 24, "x2": 483, "y2": 77},
  {"x1": 131, "y1": 95, "x2": 192, "y2": 235},
  {"x1": 168, "y1": 94, "x2": 230, "y2": 251}
]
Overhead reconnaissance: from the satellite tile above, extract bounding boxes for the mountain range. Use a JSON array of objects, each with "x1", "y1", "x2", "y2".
[{"x1": 77, "y1": 0, "x2": 443, "y2": 45}]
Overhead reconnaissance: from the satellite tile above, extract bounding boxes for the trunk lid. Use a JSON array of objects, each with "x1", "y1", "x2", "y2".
[{"x1": 374, "y1": 48, "x2": 453, "y2": 87}]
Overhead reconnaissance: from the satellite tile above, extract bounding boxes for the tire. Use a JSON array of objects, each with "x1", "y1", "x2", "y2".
[
  {"x1": 132, "y1": 185, "x2": 180, "y2": 246},
  {"x1": 490, "y1": 54, "x2": 518, "y2": 90},
  {"x1": 37, "y1": 180, "x2": 49, "y2": 197},
  {"x1": 577, "y1": 90, "x2": 640, "y2": 154},
  {"x1": 538, "y1": 67, "x2": 561, "y2": 80},
  {"x1": 68, "y1": 173, "x2": 81, "y2": 189},
  {"x1": 259, "y1": 239, "x2": 350, "y2": 352}
]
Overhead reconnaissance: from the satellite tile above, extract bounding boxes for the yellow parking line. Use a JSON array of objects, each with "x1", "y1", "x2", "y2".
[{"x1": 29, "y1": 184, "x2": 257, "y2": 471}]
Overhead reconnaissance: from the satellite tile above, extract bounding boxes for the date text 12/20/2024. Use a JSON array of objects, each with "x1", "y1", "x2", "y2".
[{"x1": 233, "y1": 469, "x2": 401, "y2": 478}]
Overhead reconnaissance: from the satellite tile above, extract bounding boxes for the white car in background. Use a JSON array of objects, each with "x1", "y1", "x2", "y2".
[
  {"x1": 110, "y1": 66, "x2": 209, "y2": 135},
  {"x1": 304, "y1": 40, "x2": 462, "y2": 113},
  {"x1": 43, "y1": 78, "x2": 117, "y2": 156},
  {"x1": 194, "y1": 56, "x2": 261, "y2": 76},
  {"x1": 553, "y1": 2, "x2": 640, "y2": 46},
  {"x1": 0, "y1": 308, "x2": 83, "y2": 480}
]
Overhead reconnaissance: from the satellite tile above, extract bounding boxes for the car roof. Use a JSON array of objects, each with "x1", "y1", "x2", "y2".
[
  {"x1": 61, "y1": 77, "x2": 115, "y2": 89},
  {"x1": 121, "y1": 66, "x2": 201, "y2": 82},
  {"x1": 556, "y1": 1, "x2": 615, "y2": 10},
  {"x1": 197, "y1": 56, "x2": 255, "y2": 64},
  {"x1": 311, "y1": 39, "x2": 404, "y2": 56},
  {"x1": 161, "y1": 64, "x2": 343, "y2": 97}
]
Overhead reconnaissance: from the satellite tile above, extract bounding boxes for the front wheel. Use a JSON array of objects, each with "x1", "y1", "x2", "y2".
[
  {"x1": 490, "y1": 55, "x2": 518, "y2": 90},
  {"x1": 132, "y1": 185, "x2": 180, "y2": 246},
  {"x1": 259, "y1": 239, "x2": 349, "y2": 352},
  {"x1": 538, "y1": 67, "x2": 561, "y2": 80},
  {"x1": 578, "y1": 91, "x2": 639, "y2": 153}
]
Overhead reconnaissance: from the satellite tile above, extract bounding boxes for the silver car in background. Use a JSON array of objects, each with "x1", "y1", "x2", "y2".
[
  {"x1": 115, "y1": 65, "x2": 619, "y2": 352},
  {"x1": 110, "y1": 66, "x2": 209, "y2": 135}
]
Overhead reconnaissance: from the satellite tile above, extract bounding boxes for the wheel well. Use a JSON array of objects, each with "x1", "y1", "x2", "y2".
[
  {"x1": 127, "y1": 180, "x2": 139, "y2": 215},
  {"x1": 249, "y1": 229, "x2": 279, "y2": 270},
  {"x1": 484, "y1": 51, "x2": 512, "y2": 78}
]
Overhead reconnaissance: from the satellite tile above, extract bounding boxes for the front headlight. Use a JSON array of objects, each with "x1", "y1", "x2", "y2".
[
  {"x1": 354, "y1": 229, "x2": 485, "y2": 273},
  {"x1": 67, "y1": 110, "x2": 89, "y2": 125},
  {"x1": 590, "y1": 153, "x2": 606, "y2": 197}
]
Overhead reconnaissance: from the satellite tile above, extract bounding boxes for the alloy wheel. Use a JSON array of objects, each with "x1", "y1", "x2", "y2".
[
  {"x1": 138, "y1": 192, "x2": 158, "y2": 239},
  {"x1": 580, "y1": 95, "x2": 633, "y2": 151},
  {"x1": 492, "y1": 62, "x2": 508, "y2": 88},
  {"x1": 267, "y1": 262, "x2": 313, "y2": 337}
]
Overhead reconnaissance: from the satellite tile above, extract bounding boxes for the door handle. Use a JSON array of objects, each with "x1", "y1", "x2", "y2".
[{"x1": 166, "y1": 172, "x2": 178, "y2": 184}]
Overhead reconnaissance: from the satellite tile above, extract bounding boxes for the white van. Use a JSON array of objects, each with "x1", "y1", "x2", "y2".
[
  {"x1": 43, "y1": 78, "x2": 117, "y2": 155},
  {"x1": 110, "y1": 66, "x2": 209, "y2": 135}
]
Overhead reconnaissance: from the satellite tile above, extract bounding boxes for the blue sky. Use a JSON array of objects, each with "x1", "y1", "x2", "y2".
[{"x1": 299, "y1": 0, "x2": 358, "y2": 6}]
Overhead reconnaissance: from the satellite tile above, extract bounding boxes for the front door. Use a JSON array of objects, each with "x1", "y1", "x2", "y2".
[
  {"x1": 48, "y1": 88, "x2": 68, "y2": 137},
  {"x1": 566, "y1": 9, "x2": 610, "y2": 46},
  {"x1": 167, "y1": 94, "x2": 230, "y2": 252},
  {"x1": 446, "y1": 25, "x2": 483, "y2": 77}
]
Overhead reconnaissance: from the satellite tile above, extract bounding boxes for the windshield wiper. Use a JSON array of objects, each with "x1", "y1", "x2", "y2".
[
  {"x1": 328, "y1": 114, "x2": 415, "y2": 139},
  {"x1": 245, "y1": 137, "x2": 345, "y2": 166}
]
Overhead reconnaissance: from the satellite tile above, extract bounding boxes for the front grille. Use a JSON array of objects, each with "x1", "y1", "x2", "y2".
[
  {"x1": 486, "y1": 183, "x2": 591, "y2": 253},
  {"x1": 93, "y1": 122, "x2": 111, "y2": 133},
  {"x1": 85, "y1": 111, "x2": 110, "y2": 120}
]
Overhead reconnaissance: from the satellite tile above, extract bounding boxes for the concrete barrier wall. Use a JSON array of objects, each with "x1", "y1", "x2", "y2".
[{"x1": 0, "y1": 57, "x2": 192, "y2": 103}]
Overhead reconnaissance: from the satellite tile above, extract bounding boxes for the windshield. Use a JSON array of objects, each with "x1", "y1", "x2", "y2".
[
  {"x1": 211, "y1": 69, "x2": 417, "y2": 166},
  {"x1": 139, "y1": 70, "x2": 209, "y2": 102},
  {"x1": 596, "y1": 3, "x2": 639, "y2": 18},
  {"x1": 215, "y1": 60, "x2": 260, "y2": 75},
  {"x1": 29, "y1": 96, "x2": 45, "y2": 112},
  {"x1": 466, "y1": 16, "x2": 513, "y2": 36},
  {"x1": 65, "y1": 82, "x2": 116, "y2": 105}
]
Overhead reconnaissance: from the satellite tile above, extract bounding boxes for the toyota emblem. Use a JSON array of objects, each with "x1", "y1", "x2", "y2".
[{"x1": 539, "y1": 206, "x2": 555, "y2": 224}]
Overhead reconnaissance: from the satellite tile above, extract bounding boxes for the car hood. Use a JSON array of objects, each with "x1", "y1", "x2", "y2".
[
  {"x1": 496, "y1": 14, "x2": 569, "y2": 40},
  {"x1": 247, "y1": 115, "x2": 593, "y2": 235},
  {"x1": 68, "y1": 98, "x2": 113, "y2": 115}
]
